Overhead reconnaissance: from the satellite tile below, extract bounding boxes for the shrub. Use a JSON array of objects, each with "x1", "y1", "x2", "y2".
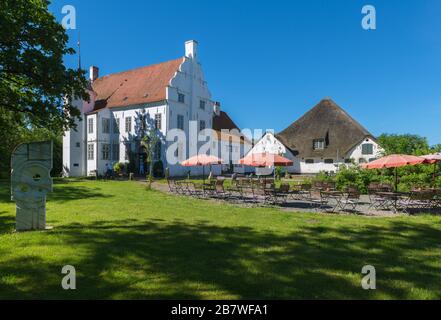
[
  {"x1": 274, "y1": 166, "x2": 284, "y2": 180},
  {"x1": 113, "y1": 162, "x2": 125, "y2": 174}
]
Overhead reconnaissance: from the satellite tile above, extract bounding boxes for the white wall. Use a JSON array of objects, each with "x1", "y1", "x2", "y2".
[
  {"x1": 247, "y1": 133, "x2": 384, "y2": 175},
  {"x1": 62, "y1": 97, "x2": 87, "y2": 177},
  {"x1": 347, "y1": 137, "x2": 383, "y2": 164}
]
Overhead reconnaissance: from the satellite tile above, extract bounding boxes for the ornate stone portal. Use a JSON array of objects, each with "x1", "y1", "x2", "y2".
[{"x1": 11, "y1": 141, "x2": 53, "y2": 231}]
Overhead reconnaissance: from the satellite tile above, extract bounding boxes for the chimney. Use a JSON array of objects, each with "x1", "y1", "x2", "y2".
[
  {"x1": 89, "y1": 66, "x2": 99, "y2": 82},
  {"x1": 214, "y1": 101, "x2": 221, "y2": 116},
  {"x1": 185, "y1": 40, "x2": 198, "y2": 60}
]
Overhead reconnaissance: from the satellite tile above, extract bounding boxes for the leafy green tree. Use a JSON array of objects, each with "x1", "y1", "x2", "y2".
[
  {"x1": 377, "y1": 134, "x2": 431, "y2": 155},
  {"x1": 0, "y1": 0, "x2": 89, "y2": 132},
  {"x1": 141, "y1": 127, "x2": 160, "y2": 189},
  {"x1": 0, "y1": 0, "x2": 89, "y2": 178}
]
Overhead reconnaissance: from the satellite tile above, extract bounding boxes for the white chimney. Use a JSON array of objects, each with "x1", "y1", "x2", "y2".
[
  {"x1": 214, "y1": 101, "x2": 221, "y2": 116},
  {"x1": 89, "y1": 66, "x2": 99, "y2": 82},
  {"x1": 185, "y1": 40, "x2": 198, "y2": 60}
]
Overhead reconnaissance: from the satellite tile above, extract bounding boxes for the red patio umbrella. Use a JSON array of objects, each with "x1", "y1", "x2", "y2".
[
  {"x1": 239, "y1": 152, "x2": 293, "y2": 178},
  {"x1": 239, "y1": 152, "x2": 293, "y2": 167},
  {"x1": 362, "y1": 154, "x2": 425, "y2": 191},
  {"x1": 181, "y1": 154, "x2": 222, "y2": 183},
  {"x1": 420, "y1": 154, "x2": 441, "y2": 186}
]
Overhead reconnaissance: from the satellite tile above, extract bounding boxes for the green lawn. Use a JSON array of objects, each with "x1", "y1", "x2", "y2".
[{"x1": 1, "y1": 180, "x2": 441, "y2": 299}]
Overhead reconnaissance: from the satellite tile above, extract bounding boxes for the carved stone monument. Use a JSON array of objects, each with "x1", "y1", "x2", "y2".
[{"x1": 11, "y1": 141, "x2": 53, "y2": 231}]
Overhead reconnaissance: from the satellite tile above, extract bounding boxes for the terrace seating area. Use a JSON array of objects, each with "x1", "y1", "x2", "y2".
[{"x1": 166, "y1": 177, "x2": 441, "y2": 215}]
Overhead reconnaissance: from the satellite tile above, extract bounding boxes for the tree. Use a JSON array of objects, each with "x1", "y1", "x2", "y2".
[
  {"x1": 0, "y1": 0, "x2": 89, "y2": 133},
  {"x1": 377, "y1": 134, "x2": 431, "y2": 155},
  {"x1": 141, "y1": 127, "x2": 160, "y2": 189},
  {"x1": 0, "y1": 0, "x2": 89, "y2": 178}
]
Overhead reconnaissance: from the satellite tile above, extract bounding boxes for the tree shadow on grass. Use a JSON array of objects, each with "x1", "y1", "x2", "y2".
[
  {"x1": 1, "y1": 218, "x2": 441, "y2": 299},
  {"x1": 0, "y1": 211, "x2": 14, "y2": 233},
  {"x1": 47, "y1": 180, "x2": 112, "y2": 203}
]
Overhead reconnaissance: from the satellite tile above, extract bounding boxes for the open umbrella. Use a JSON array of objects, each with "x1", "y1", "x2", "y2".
[
  {"x1": 239, "y1": 152, "x2": 293, "y2": 178},
  {"x1": 181, "y1": 154, "x2": 222, "y2": 184},
  {"x1": 239, "y1": 152, "x2": 293, "y2": 167},
  {"x1": 362, "y1": 154, "x2": 425, "y2": 191},
  {"x1": 420, "y1": 154, "x2": 441, "y2": 186}
]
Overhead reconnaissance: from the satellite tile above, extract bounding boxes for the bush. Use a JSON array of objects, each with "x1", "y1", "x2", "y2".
[
  {"x1": 274, "y1": 166, "x2": 284, "y2": 180},
  {"x1": 113, "y1": 162, "x2": 125, "y2": 174},
  {"x1": 153, "y1": 160, "x2": 164, "y2": 178}
]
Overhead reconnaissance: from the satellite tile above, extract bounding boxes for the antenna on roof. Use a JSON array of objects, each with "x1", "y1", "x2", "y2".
[{"x1": 77, "y1": 30, "x2": 82, "y2": 70}]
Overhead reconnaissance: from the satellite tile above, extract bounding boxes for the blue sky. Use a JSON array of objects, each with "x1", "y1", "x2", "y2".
[{"x1": 51, "y1": 0, "x2": 441, "y2": 145}]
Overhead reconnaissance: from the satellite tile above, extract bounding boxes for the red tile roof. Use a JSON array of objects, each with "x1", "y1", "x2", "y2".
[
  {"x1": 212, "y1": 111, "x2": 251, "y2": 145},
  {"x1": 91, "y1": 57, "x2": 184, "y2": 110},
  {"x1": 213, "y1": 111, "x2": 240, "y2": 131}
]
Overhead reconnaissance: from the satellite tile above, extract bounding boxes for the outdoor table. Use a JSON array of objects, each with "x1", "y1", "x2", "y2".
[
  {"x1": 321, "y1": 190, "x2": 344, "y2": 212},
  {"x1": 375, "y1": 192, "x2": 409, "y2": 213}
]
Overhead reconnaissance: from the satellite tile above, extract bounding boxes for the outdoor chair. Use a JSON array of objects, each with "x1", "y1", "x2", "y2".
[
  {"x1": 226, "y1": 179, "x2": 243, "y2": 199},
  {"x1": 276, "y1": 183, "x2": 290, "y2": 204},
  {"x1": 339, "y1": 187, "x2": 361, "y2": 212},
  {"x1": 368, "y1": 186, "x2": 392, "y2": 211},
  {"x1": 189, "y1": 182, "x2": 206, "y2": 198},
  {"x1": 299, "y1": 183, "x2": 313, "y2": 201},
  {"x1": 397, "y1": 190, "x2": 437, "y2": 213},
  {"x1": 309, "y1": 190, "x2": 331, "y2": 211},
  {"x1": 167, "y1": 179, "x2": 179, "y2": 193},
  {"x1": 251, "y1": 180, "x2": 266, "y2": 202},
  {"x1": 288, "y1": 183, "x2": 303, "y2": 200},
  {"x1": 214, "y1": 179, "x2": 227, "y2": 199}
]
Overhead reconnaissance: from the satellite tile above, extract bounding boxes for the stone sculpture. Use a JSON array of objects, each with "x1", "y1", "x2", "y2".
[{"x1": 11, "y1": 141, "x2": 53, "y2": 231}]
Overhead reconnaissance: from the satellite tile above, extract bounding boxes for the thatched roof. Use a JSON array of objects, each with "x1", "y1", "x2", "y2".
[{"x1": 276, "y1": 98, "x2": 374, "y2": 158}]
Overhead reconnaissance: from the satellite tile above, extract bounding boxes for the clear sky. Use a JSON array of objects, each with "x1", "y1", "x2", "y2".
[{"x1": 51, "y1": 0, "x2": 441, "y2": 145}]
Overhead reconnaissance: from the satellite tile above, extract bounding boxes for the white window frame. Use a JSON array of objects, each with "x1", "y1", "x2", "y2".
[
  {"x1": 87, "y1": 144, "x2": 94, "y2": 160},
  {"x1": 88, "y1": 118, "x2": 94, "y2": 134},
  {"x1": 125, "y1": 117, "x2": 132, "y2": 133}
]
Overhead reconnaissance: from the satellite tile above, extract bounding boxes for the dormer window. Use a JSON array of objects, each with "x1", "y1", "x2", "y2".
[
  {"x1": 361, "y1": 143, "x2": 374, "y2": 155},
  {"x1": 313, "y1": 139, "x2": 325, "y2": 150}
]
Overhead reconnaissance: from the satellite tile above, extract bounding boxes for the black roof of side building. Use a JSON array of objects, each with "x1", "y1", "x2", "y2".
[{"x1": 276, "y1": 98, "x2": 375, "y2": 158}]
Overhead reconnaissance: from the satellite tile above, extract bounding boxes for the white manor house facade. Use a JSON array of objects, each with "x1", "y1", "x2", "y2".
[
  {"x1": 63, "y1": 41, "x2": 382, "y2": 177},
  {"x1": 63, "y1": 40, "x2": 250, "y2": 177}
]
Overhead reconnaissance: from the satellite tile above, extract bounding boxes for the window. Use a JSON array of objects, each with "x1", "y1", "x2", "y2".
[
  {"x1": 76, "y1": 142, "x2": 80, "y2": 148},
  {"x1": 199, "y1": 120, "x2": 206, "y2": 131},
  {"x1": 305, "y1": 159, "x2": 314, "y2": 164},
  {"x1": 155, "y1": 114, "x2": 162, "y2": 130},
  {"x1": 101, "y1": 144, "x2": 110, "y2": 160},
  {"x1": 112, "y1": 144, "x2": 120, "y2": 161},
  {"x1": 324, "y1": 159, "x2": 334, "y2": 164},
  {"x1": 87, "y1": 144, "x2": 94, "y2": 160},
  {"x1": 125, "y1": 143, "x2": 131, "y2": 160},
  {"x1": 178, "y1": 93, "x2": 185, "y2": 103},
  {"x1": 313, "y1": 139, "x2": 325, "y2": 150},
  {"x1": 177, "y1": 115, "x2": 184, "y2": 130},
  {"x1": 102, "y1": 118, "x2": 110, "y2": 134},
  {"x1": 361, "y1": 143, "x2": 374, "y2": 155},
  {"x1": 175, "y1": 142, "x2": 184, "y2": 159},
  {"x1": 125, "y1": 117, "x2": 132, "y2": 133},
  {"x1": 88, "y1": 118, "x2": 94, "y2": 134},
  {"x1": 114, "y1": 118, "x2": 120, "y2": 134},
  {"x1": 140, "y1": 115, "x2": 146, "y2": 131},
  {"x1": 200, "y1": 100, "x2": 206, "y2": 110}
]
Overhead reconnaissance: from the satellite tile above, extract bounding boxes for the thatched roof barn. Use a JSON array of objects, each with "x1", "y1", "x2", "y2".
[{"x1": 276, "y1": 98, "x2": 375, "y2": 159}]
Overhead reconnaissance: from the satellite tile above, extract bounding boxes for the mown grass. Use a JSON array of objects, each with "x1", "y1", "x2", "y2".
[{"x1": 1, "y1": 179, "x2": 441, "y2": 299}]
